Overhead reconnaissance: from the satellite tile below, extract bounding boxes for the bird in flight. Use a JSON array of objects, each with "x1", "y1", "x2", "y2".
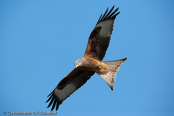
[{"x1": 46, "y1": 5, "x2": 127, "y2": 111}]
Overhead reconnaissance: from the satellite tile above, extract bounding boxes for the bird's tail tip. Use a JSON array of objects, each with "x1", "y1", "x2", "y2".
[{"x1": 97, "y1": 58, "x2": 127, "y2": 90}]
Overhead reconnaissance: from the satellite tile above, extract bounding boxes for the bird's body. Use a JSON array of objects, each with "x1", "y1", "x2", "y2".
[
  {"x1": 75, "y1": 57, "x2": 109, "y2": 73},
  {"x1": 46, "y1": 5, "x2": 127, "y2": 111}
]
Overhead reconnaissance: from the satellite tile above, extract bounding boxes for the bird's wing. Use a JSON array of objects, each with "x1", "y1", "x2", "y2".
[
  {"x1": 84, "y1": 5, "x2": 120, "y2": 60},
  {"x1": 46, "y1": 68, "x2": 95, "y2": 111}
]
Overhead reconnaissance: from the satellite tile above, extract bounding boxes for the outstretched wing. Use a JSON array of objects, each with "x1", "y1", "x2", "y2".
[
  {"x1": 84, "y1": 5, "x2": 120, "y2": 61},
  {"x1": 46, "y1": 68, "x2": 95, "y2": 111}
]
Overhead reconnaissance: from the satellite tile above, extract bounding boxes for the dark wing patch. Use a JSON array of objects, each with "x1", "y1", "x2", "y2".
[
  {"x1": 84, "y1": 5, "x2": 120, "y2": 60},
  {"x1": 46, "y1": 68, "x2": 95, "y2": 111}
]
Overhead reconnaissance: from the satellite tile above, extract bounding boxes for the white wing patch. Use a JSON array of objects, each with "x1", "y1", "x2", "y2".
[
  {"x1": 96, "y1": 20, "x2": 114, "y2": 37},
  {"x1": 54, "y1": 83, "x2": 77, "y2": 101}
]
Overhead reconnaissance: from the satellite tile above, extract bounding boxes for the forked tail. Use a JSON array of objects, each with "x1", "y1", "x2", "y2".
[{"x1": 97, "y1": 58, "x2": 127, "y2": 90}]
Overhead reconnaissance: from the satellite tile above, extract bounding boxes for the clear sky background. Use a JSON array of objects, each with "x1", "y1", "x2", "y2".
[{"x1": 1, "y1": 0, "x2": 174, "y2": 116}]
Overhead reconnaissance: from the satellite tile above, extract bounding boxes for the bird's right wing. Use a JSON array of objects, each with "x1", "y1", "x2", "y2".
[
  {"x1": 84, "y1": 5, "x2": 120, "y2": 60},
  {"x1": 46, "y1": 68, "x2": 95, "y2": 111}
]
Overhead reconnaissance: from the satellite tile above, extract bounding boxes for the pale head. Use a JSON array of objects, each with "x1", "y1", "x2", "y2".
[{"x1": 74, "y1": 58, "x2": 84, "y2": 68}]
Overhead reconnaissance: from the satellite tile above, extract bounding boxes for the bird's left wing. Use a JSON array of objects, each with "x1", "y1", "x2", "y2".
[
  {"x1": 46, "y1": 68, "x2": 95, "y2": 111},
  {"x1": 84, "y1": 5, "x2": 120, "y2": 60}
]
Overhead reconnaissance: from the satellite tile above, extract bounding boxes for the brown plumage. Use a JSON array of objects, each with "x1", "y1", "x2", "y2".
[{"x1": 46, "y1": 5, "x2": 127, "y2": 111}]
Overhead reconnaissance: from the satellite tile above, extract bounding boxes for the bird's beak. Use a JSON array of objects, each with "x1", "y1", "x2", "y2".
[{"x1": 75, "y1": 65, "x2": 79, "y2": 68}]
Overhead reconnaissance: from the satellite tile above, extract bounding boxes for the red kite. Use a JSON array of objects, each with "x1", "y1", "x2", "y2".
[{"x1": 46, "y1": 5, "x2": 127, "y2": 111}]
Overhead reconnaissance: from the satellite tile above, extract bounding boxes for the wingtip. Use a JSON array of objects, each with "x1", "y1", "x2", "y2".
[
  {"x1": 106, "y1": 7, "x2": 109, "y2": 10},
  {"x1": 56, "y1": 103, "x2": 59, "y2": 111},
  {"x1": 96, "y1": 5, "x2": 120, "y2": 25},
  {"x1": 51, "y1": 99, "x2": 56, "y2": 111},
  {"x1": 47, "y1": 91, "x2": 54, "y2": 97},
  {"x1": 112, "y1": 5, "x2": 115, "y2": 9},
  {"x1": 116, "y1": 11, "x2": 120, "y2": 16},
  {"x1": 116, "y1": 7, "x2": 119, "y2": 10}
]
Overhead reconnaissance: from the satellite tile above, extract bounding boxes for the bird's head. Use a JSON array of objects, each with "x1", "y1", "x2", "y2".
[{"x1": 74, "y1": 58, "x2": 84, "y2": 68}]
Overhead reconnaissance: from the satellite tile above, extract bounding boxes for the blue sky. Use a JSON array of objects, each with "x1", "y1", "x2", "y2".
[{"x1": 1, "y1": 0, "x2": 174, "y2": 116}]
